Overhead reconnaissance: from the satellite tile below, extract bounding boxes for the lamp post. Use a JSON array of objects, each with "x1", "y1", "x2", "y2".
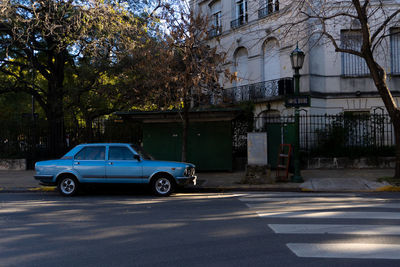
[{"x1": 290, "y1": 43, "x2": 305, "y2": 183}]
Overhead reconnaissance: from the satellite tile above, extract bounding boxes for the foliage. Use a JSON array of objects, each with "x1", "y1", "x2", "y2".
[
  {"x1": 0, "y1": 0, "x2": 147, "y2": 155},
  {"x1": 311, "y1": 114, "x2": 395, "y2": 158}
]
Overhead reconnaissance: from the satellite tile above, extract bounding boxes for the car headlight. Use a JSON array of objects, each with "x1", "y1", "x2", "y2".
[{"x1": 184, "y1": 167, "x2": 195, "y2": 177}]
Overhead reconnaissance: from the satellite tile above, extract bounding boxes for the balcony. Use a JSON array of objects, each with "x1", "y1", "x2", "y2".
[
  {"x1": 222, "y1": 78, "x2": 293, "y2": 104},
  {"x1": 230, "y1": 15, "x2": 248, "y2": 29},
  {"x1": 258, "y1": 2, "x2": 279, "y2": 19},
  {"x1": 207, "y1": 26, "x2": 222, "y2": 38}
]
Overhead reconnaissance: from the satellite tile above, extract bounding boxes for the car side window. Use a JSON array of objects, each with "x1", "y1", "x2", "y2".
[
  {"x1": 75, "y1": 146, "x2": 105, "y2": 160},
  {"x1": 108, "y1": 146, "x2": 136, "y2": 160}
]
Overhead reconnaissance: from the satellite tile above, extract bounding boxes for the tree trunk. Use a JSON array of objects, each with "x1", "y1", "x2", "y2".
[
  {"x1": 363, "y1": 53, "x2": 400, "y2": 178},
  {"x1": 393, "y1": 119, "x2": 400, "y2": 178},
  {"x1": 46, "y1": 90, "x2": 65, "y2": 157},
  {"x1": 85, "y1": 117, "x2": 93, "y2": 142},
  {"x1": 181, "y1": 100, "x2": 190, "y2": 162},
  {"x1": 46, "y1": 51, "x2": 66, "y2": 157}
]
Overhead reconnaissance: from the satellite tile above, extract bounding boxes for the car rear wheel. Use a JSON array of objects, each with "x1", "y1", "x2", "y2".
[
  {"x1": 151, "y1": 176, "x2": 175, "y2": 196},
  {"x1": 57, "y1": 176, "x2": 79, "y2": 196}
]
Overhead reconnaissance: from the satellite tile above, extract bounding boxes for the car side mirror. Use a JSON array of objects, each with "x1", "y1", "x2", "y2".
[{"x1": 134, "y1": 154, "x2": 141, "y2": 161}]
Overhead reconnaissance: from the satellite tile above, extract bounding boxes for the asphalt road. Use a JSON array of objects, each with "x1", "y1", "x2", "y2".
[{"x1": 1, "y1": 191, "x2": 400, "y2": 267}]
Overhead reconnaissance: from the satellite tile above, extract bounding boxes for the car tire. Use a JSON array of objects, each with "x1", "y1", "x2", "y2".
[
  {"x1": 57, "y1": 176, "x2": 79, "y2": 196},
  {"x1": 151, "y1": 175, "x2": 175, "y2": 196}
]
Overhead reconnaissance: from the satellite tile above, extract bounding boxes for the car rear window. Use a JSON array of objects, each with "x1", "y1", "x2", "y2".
[{"x1": 108, "y1": 146, "x2": 135, "y2": 160}]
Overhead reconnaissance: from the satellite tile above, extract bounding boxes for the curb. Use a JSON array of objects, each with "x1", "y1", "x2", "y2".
[
  {"x1": 0, "y1": 186, "x2": 56, "y2": 193},
  {"x1": 375, "y1": 185, "x2": 400, "y2": 192},
  {"x1": 0, "y1": 186, "x2": 302, "y2": 194},
  {"x1": 1, "y1": 186, "x2": 399, "y2": 194}
]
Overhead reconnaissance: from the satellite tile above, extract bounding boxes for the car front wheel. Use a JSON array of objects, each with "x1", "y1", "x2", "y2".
[
  {"x1": 57, "y1": 176, "x2": 79, "y2": 196},
  {"x1": 151, "y1": 176, "x2": 175, "y2": 196}
]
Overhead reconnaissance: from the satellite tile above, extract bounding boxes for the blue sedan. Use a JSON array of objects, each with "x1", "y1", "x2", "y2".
[{"x1": 34, "y1": 143, "x2": 196, "y2": 196}]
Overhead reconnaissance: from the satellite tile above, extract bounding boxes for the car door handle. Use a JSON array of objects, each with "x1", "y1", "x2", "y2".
[
  {"x1": 108, "y1": 162, "x2": 113, "y2": 165},
  {"x1": 74, "y1": 162, "x2": 80, "y2": 165}
]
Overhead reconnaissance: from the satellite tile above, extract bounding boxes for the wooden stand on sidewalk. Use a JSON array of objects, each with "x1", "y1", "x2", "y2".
[{"x1": 276, "y1": 144, "x2": 292, "y2": 182}]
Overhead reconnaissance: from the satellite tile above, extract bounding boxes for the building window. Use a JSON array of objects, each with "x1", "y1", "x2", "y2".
[
  {"x1": 208, "y1": 1, "x2": 222, "y2": 38},
  {"x1": 231, "y1": 0, "x2": 247, "y2": 29},
  {"x1": 390, "y1": 28, "x2": 400, "y2": 74},
  {"x1": 341, "y1": 30, "x2": 369, "y2": 76},
  {"x1": 262, "y1": 38, "x2": 280, "y2": 83},
  {"x1": 234, "y1": 47, "x2": 249, "y2": 87},
  {"x1": 258, "y1": 0, "x2": 279, "y2": 19}
]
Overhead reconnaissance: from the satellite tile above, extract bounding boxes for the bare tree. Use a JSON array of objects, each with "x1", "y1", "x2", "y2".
[
  {"x1": 276, "y1": 0, "x2": 400, "y2": 178},
  {"x1": 152, "y1": 1, "x2": 232, "y2": 161}
]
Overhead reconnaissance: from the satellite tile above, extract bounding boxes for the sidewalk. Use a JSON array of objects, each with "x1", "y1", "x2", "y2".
[
  {"x1": 196, "y1": 169, "x2": 395, "y2": 192},
  {"x1": 0, "y1": 169, "x2": 398, "y2": 193}
]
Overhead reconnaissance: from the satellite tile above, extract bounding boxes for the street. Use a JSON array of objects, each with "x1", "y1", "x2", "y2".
[{"x1": 1, "y1": 191, "x2": 400, "y2": 267}]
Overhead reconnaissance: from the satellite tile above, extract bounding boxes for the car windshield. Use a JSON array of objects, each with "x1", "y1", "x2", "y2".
[{"x1": 130, "y1": 144, "x2": 153, "y2": 160}]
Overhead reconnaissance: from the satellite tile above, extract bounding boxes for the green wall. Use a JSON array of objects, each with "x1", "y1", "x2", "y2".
[{"x1": 143, "y1": 121, "x2": 232, "y2": 171}]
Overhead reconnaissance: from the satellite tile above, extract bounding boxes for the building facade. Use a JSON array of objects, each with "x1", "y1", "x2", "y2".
[{"x1": 192, "y1": 0, "x2": 400, "y2": 124}]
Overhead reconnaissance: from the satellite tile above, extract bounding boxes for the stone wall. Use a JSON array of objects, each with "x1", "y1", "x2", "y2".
[
  {"x1": 0, "y1": 159, "x2": 27, "y2": 170},
  {"x1": 307, "y1": 157, "x2": 395, "y2": 169}
]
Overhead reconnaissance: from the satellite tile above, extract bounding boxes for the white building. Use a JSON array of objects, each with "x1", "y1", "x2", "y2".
[{"x1": 192, "y1": 0, "x2": 400, "y2": 123}]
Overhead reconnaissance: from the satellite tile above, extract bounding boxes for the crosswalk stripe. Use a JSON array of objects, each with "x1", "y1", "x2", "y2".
[
  {"x1": 287, "y1": 243, "x2": 400, "y2": 259},
  {"x1": 257, "y1": 211, "x2": 400, "y2": 219},
  {"x1": 239, "y1": 197, "x2": 389, "y2": 203},
  {"x1": 268, "y1": 224, "x2": 400, "y2": 235},
  {"x1": 247, "y1": 202, "x2": 400, "y2": 210},
  {"x1": 236, "y1": 193, "x2": 354, "y2": 198},
  {"x1": 238, "y1": 193, "x2": 400, "y2": 260}
]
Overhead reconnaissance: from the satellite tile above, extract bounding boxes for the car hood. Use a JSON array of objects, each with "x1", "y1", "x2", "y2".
[
  {"x1": 35, "y1": 159, "x2": 63, "y2": 166},
  {"x1": 144, "y1": 160, "x2": 195, "y2": 168}
]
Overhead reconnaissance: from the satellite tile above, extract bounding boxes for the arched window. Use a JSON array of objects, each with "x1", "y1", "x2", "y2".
[
  {"x1": 234, "y1": 47, "x2": 249, "y2": 86},
  {"x1": 262, "y1": 38, "x2": 280, "y2": 82}
]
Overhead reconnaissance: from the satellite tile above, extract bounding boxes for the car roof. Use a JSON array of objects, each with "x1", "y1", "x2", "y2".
[
  {"x1": 62, "y1": 143, "x2": 134, "y2": 157},
  {"x1": 78, "y1": 143, "x2": 132, "y2": 146}
]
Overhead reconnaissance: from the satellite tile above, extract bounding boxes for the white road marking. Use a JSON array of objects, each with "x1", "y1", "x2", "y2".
[
  {"x1": 269, "y1": 224, "x2": 400, "y2": 235},
  {"x1": 239, "y1": 197, "x2": 389, "y2": 203},
  {"x1": 257, "y1": 211, "x2": 400, "y2": 220},
  {"x1": 238, "y1": 193, "x2": 400, "y2": 260},
  {"x1": 236, "y1": 193, "x2": 354, "y2": 198},
  {"x1": 247, "y1": 202, "x2": 400, "y2": 211},
  {"x1": 287, "y1": 243, "x2": 400, "y2": 259}
]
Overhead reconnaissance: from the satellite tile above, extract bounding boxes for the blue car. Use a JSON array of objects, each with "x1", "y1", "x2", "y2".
[{"x1": 34, "y1": 143, "x2": 196, "y2": 196}]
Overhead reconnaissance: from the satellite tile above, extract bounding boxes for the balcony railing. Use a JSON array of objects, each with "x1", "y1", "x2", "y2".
[
  {"x1": 222, "y1": 77, "x2": 293, "y2": 104},
  {"x1": 207, "y1": 26, "x2": 222, "y2": 38},
  {"x1": 258, "y1": 1, "x2": 279, "y2": 19},
  {"x1": 230, "y1": 15, "x2": 248, "y2": 29}
]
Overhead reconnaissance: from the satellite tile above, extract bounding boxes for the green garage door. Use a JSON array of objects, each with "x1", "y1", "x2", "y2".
[{"x1": 142, "y1": 121, "x2": 232, "y2": 171}]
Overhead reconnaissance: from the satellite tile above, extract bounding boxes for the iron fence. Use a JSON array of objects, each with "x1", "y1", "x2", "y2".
[
  {"x1": 223, "y1": 77, "x2": 293, "y2": 104},
  {"x1": 0, "y1": 116, "x2": 142, "y2": 167},
  {"x1": 256, "y1": 113, "x2": 395, "y2": 157}
]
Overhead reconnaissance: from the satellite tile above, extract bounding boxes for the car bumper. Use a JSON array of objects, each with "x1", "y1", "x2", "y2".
[
  {"x1": 176, "y1": 175, "x2": 197, "y2": 186},
  {"x1": 34, "y1": 175, "x2": 56, "y2": 185}
]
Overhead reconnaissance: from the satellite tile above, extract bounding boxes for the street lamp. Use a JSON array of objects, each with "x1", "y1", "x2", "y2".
[{"x1": 290, "y1": 43, "x2": 305, "y2": 183}]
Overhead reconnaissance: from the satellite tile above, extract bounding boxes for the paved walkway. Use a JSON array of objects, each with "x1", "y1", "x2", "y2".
[{"x1": 0, "y1": 169, "x2": 397, "y2": 193}]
